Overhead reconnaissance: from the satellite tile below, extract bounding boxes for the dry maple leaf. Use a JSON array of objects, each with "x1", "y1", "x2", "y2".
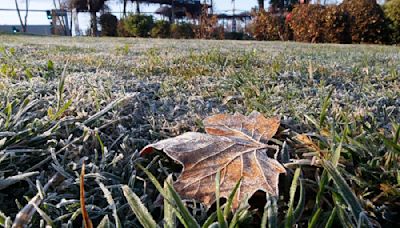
[{"x1": 140, "y1": 111, "x2": 286, "y2": 208}]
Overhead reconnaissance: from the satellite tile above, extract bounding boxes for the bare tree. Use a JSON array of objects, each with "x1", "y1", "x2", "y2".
[
  {"x1": 62, "y1": 0, "x2": 80, "y2": 35},
  {"x1": 87, "y1": 0, "x2": 96, "y2": 36},
  {"x1": 15, "y1": 0, "x2": 29, "y2": 32},
  {"x1": 258, "y1": 0, "x2": 265, "y2": 10},
  {"x1": 65, "y1": 0, "x2": 107, "y2": 36},
  {"x1": 122, "y1": 0, "x2": 128, "y2": 17},
  {"x1": 136, "y1": 0, "x2": 140, "y2": 14},
  {"x1": 53, "y1": 0, "x2": 67, "y2": 34},
  {"x1": 120, "y1": 0, "x2": 140, "y2": 17}
]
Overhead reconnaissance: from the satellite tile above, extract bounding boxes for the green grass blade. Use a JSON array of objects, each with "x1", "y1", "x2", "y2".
[
  {"x1": 52, "y1": 99, "x2": 72, "y2": 121},
  {"x1": 164, "y1": 175, "x2": 176, "y2": 228},
  {"x1": 324, "y1": 207, "x2": 337, "y2": 228},
  {"x1": 140, "y1": 167, "x2": 189, "y2": 211},
  {"x1": 317, "y1": 171, "x2": 329, "y2": 205},
  {"x1": 31, "y1": 203, "x2": 54, "y2": 227},
  {"x1": 357, "y1": 211, "x2": 374, "y2": 228},
  {"x1": 97, "y1": 215, "x2": 112, "y2": 228},
  {"x1": 0, "y1": 172, "x2": 39, "y2": 191},
  {"x1": 4, "y1": 102, "x2": 12, "y2": 129},
  {"x1": 261, "y1": 199, "x2": 268, "y2": 228},
  {"x1": 333, "y1": 192, "x2": 356, "y2": 228},
  {"x1": 381, "y1": 135, "x2": 400, "y2": 154},
  {"x1": 97, "y1": 180, "x2": 121, "y2": 228},
  {"x1": 332, "y1": 134, "x2": 344, "y2": 167},
  {"x1": 236, "y1": 209, "x2": 251, "y2": 225},
  {"x1": 202, "y1": 211, "x2": 217, "y2": 228},
  {"x1": 319, "y1": 88, "x2": 334, "y2": 128},
  {"x1": 285, "y1": 168, "x2": 301, "y2": 228},
  {"x1": 122, "y1": 185, "x2": 158, "y2": 228},
  {"x1": 83, "y1": 94, "x2": 136, "y2": 126},
  {"x1": 95, "y1": 131, "x2": 105, "y2": 156},
  {"x1": 138, "y1": 165, "x2": 198, "y2": 228},
  {"x1": 56, "y1": 62, "x2": 68, "y2": 111},
  {"x1": 11, "y1": 97, "x2": 32, "y2": 126},
  {"x1": 228, "y1": 196, "x2": 250, "y2": 228},
  {"x1": 310, "y1": 170, "x2": 328, "y2": 223},
  {"x1": 0, "y1": 211, "x2": 6, "y2": 226},
  {"x1": 293, "y1": 177, "x2": 305, "y2": 221},
  {"x1": 397, "y1": 170, "x2": 400, "y2": 185},
  {"x1": 394, "y1": 123, "x2": 400, "y2": 143},
  {"x1": 304, "y1": 114, "x2": 319, "y2": 129},
  {"x1": 323, "y1": 161, "x2": 364, "y2": 224},
  {"x1": 36, "y1": 180, "x2": 45, "y2": 200},
  {"x1": 0, "y1": 211, "x2": 12, "y2": 228},
  {"x1": 262, "y1": 194, "x2": 278, "y2": 228},
  {"x1": 308, "y1": 208, "x2": 321, "y2": 228},
  {"x1": 215, "y1": 170, "x2": 227, "y2": 228},
  {"x1": 166, "y1": 183, "x2": 200, "y2": 228},
  {"x1": 223, "y1": 177, "x2": 242, "y2": 219},
  {"x1": 137, "y1": 164, "x2": 165, "y2": 195}
]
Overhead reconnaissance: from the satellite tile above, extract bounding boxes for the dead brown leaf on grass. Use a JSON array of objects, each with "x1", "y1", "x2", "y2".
[{"x1": 140, "y1": 111, "x2": 286, "y2": 208}]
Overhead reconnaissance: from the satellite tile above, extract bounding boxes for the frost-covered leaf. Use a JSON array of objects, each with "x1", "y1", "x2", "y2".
[{"x1": 140, "y1": 111, "x2": 285, "y2": 208}]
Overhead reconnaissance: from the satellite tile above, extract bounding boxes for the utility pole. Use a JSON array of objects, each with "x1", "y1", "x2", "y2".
[{"x1": 232, "y1": 0, "x2": 236, "y2": 32}]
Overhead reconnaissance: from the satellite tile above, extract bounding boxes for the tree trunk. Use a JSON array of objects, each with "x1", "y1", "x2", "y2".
[
  {"x1": 15, "y1": 0, "x2": 26, "y2": 32},
  {"x1": 136, "y1": 0, "x2": 140, "y2": 14},
  {"x1": 87, "y1": 0, "x2": 97, "y2": 36},
  {"x1": 258, "y1": 0, "x2": 264, "y2": 10},
  {"x1": 70, "y1": 9, "x2": 73, "y2": 35},
  {"x1": 53, "y1": 0, "x2": 66, "y2": 35},
  {"x1": 123, "y1": 0, "x2": 127, "y2": 17},
  {"x1": 73, "y1": 8, "x2": 80, "y2": 36},
  {"x1": 170, "y1": 0, "x2": 175, "y2": 23},
  {"x1": 90, "y1": 11, "x2": 97, "y2": 36},
  {"x1": 24, "y1": 0, "x2": 29, "y2": 31}
]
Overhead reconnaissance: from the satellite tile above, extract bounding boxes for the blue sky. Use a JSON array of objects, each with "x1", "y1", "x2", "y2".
[{"x1": 0, "y1": 0, "x2": 260, "y2": 26}]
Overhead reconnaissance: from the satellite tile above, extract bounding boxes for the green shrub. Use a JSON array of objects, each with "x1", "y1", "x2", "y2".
[
  {"x1": 117, "y1": 19, "x2": 129, "y2": 37},
  {"x1": 250, "y1": 10, "x2": 286, "y2": 41},
  {"x1": 289, "y1": 4, "x2": 325, "y2": 43},
  {"x1": 150, "y1": 20, "x2": 171, "y2": 38},
  {"x1": 384, "y1": 0, "x2": 400, "y2": 43},
  {"x1": 170, "y1": 23, "x2": 195, "y2": 39},
  {"x1": 322, "y1": 5, "x2": 351, "y2": 44},
  {"x1": 99, "y1": 13, "x2": 118, "y2": 37},
  {"x1": 121, "y1": 14, "x2": 154, "y2": 37},
  {"x1": 341, "y1": 0, "x2": 390, "y2": 44}
]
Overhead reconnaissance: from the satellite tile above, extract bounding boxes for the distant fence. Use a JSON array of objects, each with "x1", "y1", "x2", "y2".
[{"x1": 0, "y1": 25, "x2": 52, "y2": 35}]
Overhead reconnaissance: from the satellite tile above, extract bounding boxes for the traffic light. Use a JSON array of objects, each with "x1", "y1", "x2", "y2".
[{"x1": 46, "y1": 10, "x2": 52, "y2": 19}]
